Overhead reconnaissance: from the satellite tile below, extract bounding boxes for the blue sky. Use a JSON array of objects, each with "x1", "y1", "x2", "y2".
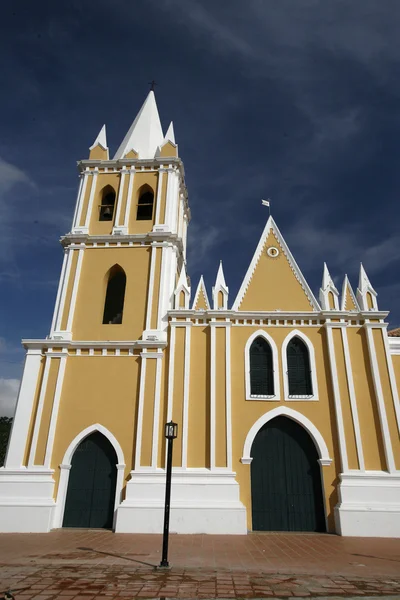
[{"x1": 1, "y1": 0, "x2": 400, "y2": 415}]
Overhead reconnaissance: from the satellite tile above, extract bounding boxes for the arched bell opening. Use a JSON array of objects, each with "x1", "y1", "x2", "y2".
[
  {"x1": 250, "y1": 416, "x2": 326, "y2": 532},
  {"x1": 99, "y1": 185, "x2": 116, "y2": 221}
]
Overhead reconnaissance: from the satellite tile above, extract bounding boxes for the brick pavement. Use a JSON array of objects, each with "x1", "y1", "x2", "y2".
[{"x1": 0, "y1": 531, "x2": 400, "y2": 598}]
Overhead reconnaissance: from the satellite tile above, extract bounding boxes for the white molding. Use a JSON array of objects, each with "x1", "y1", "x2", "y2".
[
  {"x1": 244, "y1": 329, "x2": 280, "y2": 401},
  {"x1": 5, "y1": 351, "x2": 43, "y2": 468},
  {"x1": 232, "y1": 216, "x2": 320, "y2": 311},
  {"x1": 341, "y1": 326, "x2": 365, "y2": 471},
  {"x1": 123, "y1": 167, "x2": 135, "y2": 228},
  {"x1": 281, "y1": 329, "x2": 319, "y2": 401},
  {"x1": 134, "y1": 354, "x2": 148, "y2": 469},
  {"x1": 182, "y1": 325, "x2": 191, "y2": 468},
  {"x1": 241, "y1": 406, "x2": 332, "y2": 463},
  {"x1": 364, "y1": 325, "x2": 396, "y2": 472},
  {"x1": 154, "y1": 168, "x2": 165, "y2": 225},
  {"x1": 44, "y1": 355, "x2": 67, "y2": 468},
  {"x1": 388, "y1": 337, "x2": 400, "y2": 355},
  {"x1": 50, "y1": 250, "x2": 68, "y2": 336},
  {"x1": 151, "y1": 355, "x2": 163, "y2": 468},
  {"x1": 66, "y1": 247, "x2": 84, "y2": 332},
  {"x1": 52, "y1": 424, "x2": 125, "y2": 529},
  {"x1": 166, "y1": 324, "x2": 176, "y2": 424},
  {"x1": 28, "y1": 356, "x2": 52, "y2": 467},
  {"x1": 145, "y1": 245, "x2": 157, "y2": 330},
  {"x1": 210, "y1": 324, "x2": 216, "y2": 470},
  {"x1": 83, "y1": 169, "x2": 98, "y2": 230},
  {"x1": 54, "y1": 248, "x2": 74, "y2": 333},
  {"x1": 226, "y1": 325, "x2": 233, "y2": 471},
  {"x1": 324, "y1": 324, "x2": 349, "y2": 472},
  {"x1": 112, "y1": 168, "x2": 126, "y2": 230},
  {"x1": 382, "y1": 330, "x2": 400, "y2": 433},
  {"x1": 72, "y1": 171, "x2": 89, "y2": 230}
]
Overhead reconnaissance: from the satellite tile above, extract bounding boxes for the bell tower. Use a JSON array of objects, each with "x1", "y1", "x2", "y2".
[{"x1": 50, "y1": 90, "x2": 189, "y2": 344}]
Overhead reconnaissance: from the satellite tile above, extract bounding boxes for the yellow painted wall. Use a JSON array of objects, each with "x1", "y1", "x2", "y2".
[
  {"x1": 230, "y1": 325, "x2": 340, "y2": 532},
  {"x1": 373, "y1": 329, "x2": 400, "y2": 470},
  {"x1": 89, "y1": 145, "x2": 108, "y2": 160},
  {"x1": 366, "y1": 292, "x2": 374, "y2": 310},
  {"x1": 172, "y1": 327, "x2": 185, "y2": 466},
  {"x1": 51, "y1": 355, "x2": 141, "y2": 498},
  {"x1": 332, "y1": 329, "x2": 358, "y2": 469},
  {"x1": 35, "y1": 358, "x2": 60, "y2": 465},
  {"x1": 188, "y1": 326, "x2": 210, "y2": 468},
  {"x1": 346, "y1": 328, "x2": 386, "y2": 470},
  {"x1": 128, "y1": 172, "x2": 158, "y2": 234},
  {"x1": 194, "y1": 287, "x2": 208, "y2": 310},
  {"x1": 344, "y1": 285, "x2": 357, "y2": 311},
  {"x1": 72, "y1": 247, "x2": 151, "y2": 341},
  {"x1": 239, "y1": 232, "x2": 314, "y2": 311},
  {"x1": 141, "y1": 358, "x2": 157, "y2": 467},
  {"x1": 393, "y1": 354, "x2": 400, "y2": 395},
  {"x1": 60, "y1": 250, "x2": 79, "y2": 331},
  {"x1": 215, "y1": 327, "x2": 227, "y2": 467},
  {"x1": 159, "y1": 142, "x2": 177, "y2": 157}
]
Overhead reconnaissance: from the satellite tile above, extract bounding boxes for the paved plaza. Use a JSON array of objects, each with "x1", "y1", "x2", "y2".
[{"x1": 0, "y1": 530, "x2": 400, "y2": 599}]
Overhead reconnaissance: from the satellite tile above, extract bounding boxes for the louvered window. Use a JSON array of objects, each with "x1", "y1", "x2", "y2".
[
  {"x1": 287, "y1": 337, "x2": 312, "y2": 395},
  {"x1": 250, "y1": 337, "x2": 274, "y2": 396}
]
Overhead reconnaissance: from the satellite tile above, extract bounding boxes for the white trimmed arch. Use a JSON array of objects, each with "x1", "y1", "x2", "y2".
[
  {"x1": 245, "y1": 329, "x2": 280, "y2": 400},
  {"x1": 52, "y1": 424, "x2": 126, "y2": 529},
  {"x1": 241, "y1": 406, "x2": 332, "y2": 464},
  {"x1": 282, "y1": 329, "x2": 319, "y2": 400}
]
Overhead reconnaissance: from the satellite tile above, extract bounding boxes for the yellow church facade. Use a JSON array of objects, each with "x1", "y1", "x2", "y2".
[{"x1": 1, "y1": 91, "x2": 400, "y2": 536}]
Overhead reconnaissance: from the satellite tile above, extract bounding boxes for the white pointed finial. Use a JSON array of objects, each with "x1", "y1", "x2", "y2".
[
  {"x1": 358, "y1": 263, "x2": 371, "y2": 292},
  {"x1": 357, "y1": 263, "x2": 378, "y2": 310},
  {"x1": 89, "y1": 124, "x2": 108, "y2": 150},
  {"x1": 319, "y1": 263, "x2": 339, "y2": 310},
  {"x1": 164, "y1": 121, "x2": 175, "y2": 144},
  {"x1": 174, "y1": 263, "x2": 190, "y2": 309},
  {"x1": 213, "y1": 261, "x2": 229, "y2": 310},
  {"x1": 113, "y1": 91, "x2": 164, "y2": 160}
]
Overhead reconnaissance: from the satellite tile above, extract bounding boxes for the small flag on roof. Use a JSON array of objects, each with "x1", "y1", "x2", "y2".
[{"x1": 261, "y1": 199, "x2": 270, "y2": 207}]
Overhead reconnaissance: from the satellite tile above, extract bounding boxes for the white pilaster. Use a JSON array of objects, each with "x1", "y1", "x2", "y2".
[
  {"x1": 122, "y1": 167, "x2": 135, "y2": 230},
  {"x1": 225, "y1": 323, "x2": 233, "y2": 471},
  {"x1": 72, "y1": 170, "x2": 90, "y2": 232},
  {"x1": 49, "y1": 249, "x2": 68, "y2": 336},
  {"x1": 66, "y1": 247, "x2": 84, "y2": 333},
  {"x1": 28, "y1": 355, "x2": 52, "y2": 467},
  {"x1": 324, "y1": 323, "x2": 349, "y2": 472},
  {"x1": 364, "y1": 324, "x2": 396, "y2": 473},
  {"x1": 151, "y1": 354, "x2": 163, "y2": 468},
  {"x1": 382, "y1": 328, "x2": 400, "y2": 435},
  {"x1": 112, "y1": 168, "x2": 127, "y2": 234},
  {"x1": 210, "y1": 323, "x2": 216, "y2": 470},
  {"x1": 145, "y1": 245, "x2": 157, "y2": 331},
  {"x1": 166, "y1": 325, "x2": 176, "y2": 423},
  {"x1": 154, "y1": 168, "x2": 165, "y2": 226},
  {"x1": 182, "y1": 324, "x2": 191, "y2": 468},
  {"x1": 341, "y1": 325, "x2": 365, "y2": 471},
  {"x1": 165, "y1": 168, "x2": 179, "y2": 233},
  {"x1": 83, "y1": 169, "x2": 98, "y2": 231},
  {"x1": 134, "y1": 352, "x2": 148, "y2": 470},
  {"x1": 5, "y1": 349, "x2": 43, "y2": 468}
]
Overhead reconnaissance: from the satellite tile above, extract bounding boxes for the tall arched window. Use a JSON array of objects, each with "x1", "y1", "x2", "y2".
[
  {"x1": 287, "y1": 337, "x2": 312, "y2": 396},
  {"x1": 136, "y1": 186, "x2": 154, "y2": 221},
  {"x1": 103, "y1": 265, "x2": 126, "y2": 324},
  {"x1": 250, "y1": 337, "x2": 274, "y2": 396},
  {"x1": 99, "y1": 186, "x2": 116, "y2": 221}
]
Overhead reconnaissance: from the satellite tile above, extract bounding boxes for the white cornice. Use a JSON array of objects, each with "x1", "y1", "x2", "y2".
[
  {"x1": 168, "y1": 309, "x2": 389, "y2": 320},
  {"x1": 61, "y1": 232, "x2": 184, "y2": 253},
  {"x1": 22, "y1": 339, "x2": 167, "y2": 350},
  {"x1": 388, "y1": 337, "x2": 400, "y2": 355}
]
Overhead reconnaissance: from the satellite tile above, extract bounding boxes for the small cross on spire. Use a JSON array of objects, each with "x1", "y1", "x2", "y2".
[{"x1": 148, "y1": 80, "x2": 157, "y2": 91}]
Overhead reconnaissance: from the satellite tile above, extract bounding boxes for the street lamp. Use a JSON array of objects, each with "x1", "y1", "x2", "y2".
[{"x1": 159, "y1": 420, "x2": 178, "y2": 568}]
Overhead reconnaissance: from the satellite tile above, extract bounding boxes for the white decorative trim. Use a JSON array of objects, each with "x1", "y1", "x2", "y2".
[
  {"x1": 83, "y1": 169, "x2": 98, "y2": 230},
  {"x1": 66, "y1": 247, "x2": 84, "y2": 332},
  {"x1": 382, "y1": 329, "x2": 400, "y2": 434},
  {"x1": 52, "y1": 424, "x2": 125, "y2": 529},
  {"x1": 210, "y1": 324, "x2": 216, "y2": 470},
  {"x1": 212, "y1": 262, "x2": 229, "y2": 310},
  {"x1": 341, "y1": 326, "x2": 365, "y2": 471},
  {"x1": 241, "y1": 406, "x2": 332, "y2": 464},
  {"x1": 134, "y1": 354, "x2": 147, "y2": 469},
  {"x1": 50, "y1": 250, "x2": 68, "y2": 336},
  {"x1": 192, "y1": 275, "x2": 210, "y2": 310},
  {"x1": 72, "y1": 171, "x2": 89, "y2": 231},
  {"x1": 226, "y1": 325, "x2": 233, "y2": 471},
  {"x1": 5, "y1": 350, "x2": 43, "y2": 468},
  {"x1": 112, "y1": 168, "x2": 126, "y2": 230},
  {"x1": 166, "y1": 324, "x2": 176, "y2": 423},
  {"x1": 44, "y1": 354, "x2": 67, "y2": 468},
  {"x1": 324, "y1": 324, "x2": 349, "y2": 472},
  {"x1": 151, "y1": 355, "x2": 163, "y2": 468},
  {"x1": 245, "y1": 329, "x2": 280, "y2": 401},
  {"x1": 341, "y1": 275, "x2": 360, "y2": 311},
  {"x1": 282, "y1": 329, "x2": 318, "y2": 401},
  {"x1": 388, "y1": 337, "x2": 400, "y2": 355},
  {"x1": 364, "y1": 325, "x2": 396, "y2": 472},
  {"x1": 54, "y1": 248, "x2": 74, "y2": 333},
  {"x1": 145, "y1": 245, "x2": 157, "y2": 330},
  {"x1": 28, "y1": 356, "x2": 52, "y2": 467},
  {"x1": 233, "y1": 216, "x2": 320, "y2": 311},
  {"x1": 154, "y1": 168, "x2": 165, "y2": 225},
  {"x1": 123, "y1": 167, "x2": 135, "y2": 228},
  {"x1": 174, "y1": 263, "x2": 190, "y2": 309},
  {"x1": 182, "y1": 325, "x2": 191, "y2": 468}
]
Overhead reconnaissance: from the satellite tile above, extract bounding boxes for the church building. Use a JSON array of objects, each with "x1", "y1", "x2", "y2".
[{"x1": 1, "y1": 92, "x2": 399, "y2": 537}]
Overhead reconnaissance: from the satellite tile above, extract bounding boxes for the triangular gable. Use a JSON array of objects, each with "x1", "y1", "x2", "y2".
[
  {"x1": 341, "y1": 276, "x2": 359, "y2": 311},
  {"x1": 232, "y1": 217, "x2": 319, "y2": 312},
  {"x1": 192, "y1": 276, "x2": 210, "y2": 310}
]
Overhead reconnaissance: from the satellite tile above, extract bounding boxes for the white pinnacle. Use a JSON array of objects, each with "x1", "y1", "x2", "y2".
[
  {"x1": 113, "y1": 91, "x2": 164, "y2": 160},
  {"x1": 164, "y1": 121, "x2": 175, "y2": 144},
  {"x1": 89, "y1": 124, "x2": 108, "y2": 150}
]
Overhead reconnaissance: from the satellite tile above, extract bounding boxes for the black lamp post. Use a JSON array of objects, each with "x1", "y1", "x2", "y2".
[{"x1": 159, "y1": 420, "x2": 178, "y2": 568}]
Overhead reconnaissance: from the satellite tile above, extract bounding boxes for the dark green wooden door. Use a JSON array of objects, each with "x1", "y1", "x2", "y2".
[
  {"x1": 251, "y1": 416, "x2": 325, "y2": 532},
  {"x1": 63, "y1": 432, "x2": 117, "y2": 529}
]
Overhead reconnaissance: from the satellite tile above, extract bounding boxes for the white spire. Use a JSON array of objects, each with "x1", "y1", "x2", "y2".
[
  {"x1": 321, "y1": 263, "x2": 338, "y2": 293},
  {"x1": 357, "y1": 263, "x2": 378, "y2": 310},
  {"x1": 164, "y1": 121, "x2": 175, "y2": 144},
  {"x1": 89, "y1": 124, "x2": 108, "y2": 151},
  {"x1": 174, "y1": 263, "x2": 190, "y2": 309},
  {"x1": 358, "y1": 263, "x2": 372, "y2": 292},
  {"x1": 319, "y1": 263, "x2": 339, "y2": 310},
  {"x1": 192, "y1": 275, "x2": 210, "y2": 310},
  {"x1": 212, "y1": 261, "x2": 229, "y2": 310},
  {"x1": 113, "y1": 91, "x2": 164, "y2": 160}
]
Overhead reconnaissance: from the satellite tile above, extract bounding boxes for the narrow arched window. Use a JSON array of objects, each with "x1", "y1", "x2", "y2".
[
  {"x1": 99, "y1": 186, "x2": 116, "y2": 221},
  {"x1": 250, "y1": 337, "x2": 274, "y2": 396},
  {"x1": 103, "y1": 266, "x2": 126, "y2": 324},
  {"x1": 287, "y1": 337, "x2": 312, "y2": 395},
  {"x1": 136, "y1": 187, "x2": 154, "y2": 221}
]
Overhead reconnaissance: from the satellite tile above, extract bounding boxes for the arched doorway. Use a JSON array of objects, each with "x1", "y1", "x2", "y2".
[
  {"x1": 251, "y1": 416, "x2": 326, "y2": 532},
  {"x1": 63, "y1": 432, "x2": 117, "y2": 529}
]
